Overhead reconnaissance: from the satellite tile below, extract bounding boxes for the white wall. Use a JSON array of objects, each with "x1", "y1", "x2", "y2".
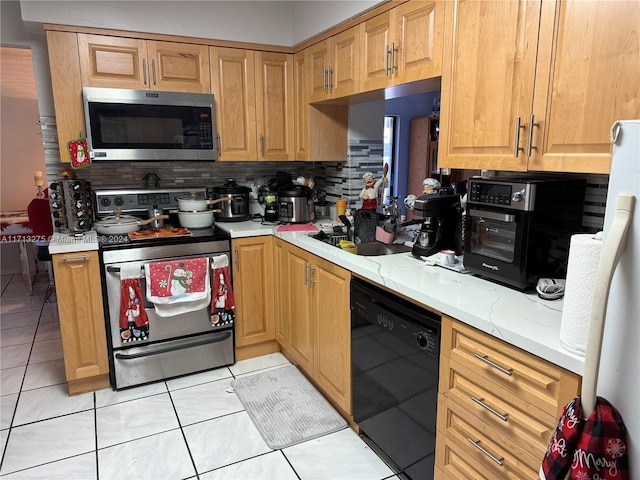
[
  {"x1": 19, "y1": 1, "x2": 380, "y2": 47},
  {"x1": 348, "y1": 101, "x2": 385, "y2": 141}
]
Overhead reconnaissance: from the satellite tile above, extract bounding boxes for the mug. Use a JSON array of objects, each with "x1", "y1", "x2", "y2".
[{"x1": 404, "y1": 194, "x2": 417, "y2": 209}]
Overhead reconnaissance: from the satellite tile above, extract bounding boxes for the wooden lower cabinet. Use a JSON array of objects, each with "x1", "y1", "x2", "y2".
[
  {"x1": 435, "y1": 316, "x2": 580, "y2": 479},
  {"x1": 275, "y1": 239, "x2": 351, "y2": 415},
  {"x1": 52, "y1": 251, "x2": 110, "y2": 395},
  {"x1": 231, "y1": 236, "x2": 278, "y2": 360}
]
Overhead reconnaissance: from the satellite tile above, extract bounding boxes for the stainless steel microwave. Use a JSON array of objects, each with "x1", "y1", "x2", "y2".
[{"x1": 82, "y1": 87, "x2": 217, "y2": 161}]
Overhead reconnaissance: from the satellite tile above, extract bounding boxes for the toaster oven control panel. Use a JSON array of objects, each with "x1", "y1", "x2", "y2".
[{"x1": 468, "y1": 179, "x2": 536, "y2": 211}]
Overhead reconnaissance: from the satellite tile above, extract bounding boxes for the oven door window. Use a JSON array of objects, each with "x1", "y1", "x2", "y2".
[
  {"x1": 87, "y1": 103, "x2": 213, "y2": 150},
  {"x1": 468, "y1": 213, "x2": 517, "y2": 263}
]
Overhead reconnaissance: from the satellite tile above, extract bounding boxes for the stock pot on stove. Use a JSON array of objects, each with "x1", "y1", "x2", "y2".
[{"x1": 211, "y1": 178, "x2": 250, "y2": 222}]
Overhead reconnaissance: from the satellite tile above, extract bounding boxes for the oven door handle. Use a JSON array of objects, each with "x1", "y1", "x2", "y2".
[
  {"x1": 107, "y1": 266, "x2": 146, "y2": 277},
  {"x1": 115, "y1": 331, "x2": 231, "y2": 360},
  {"x1": 468, "y1": 209, "x2": 516, "y2": 223}
]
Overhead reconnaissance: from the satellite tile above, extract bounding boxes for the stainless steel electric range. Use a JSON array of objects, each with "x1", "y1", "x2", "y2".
[{"x1": 94, "y1": 187, "x2": 234, "y2": 390}]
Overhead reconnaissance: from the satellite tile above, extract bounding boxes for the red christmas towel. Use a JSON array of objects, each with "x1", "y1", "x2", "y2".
[
  {"x1": 571, "y1": 397, "x2": 629, "y2": 480},
  {"x1": 540, "y1": 396, "x2": 584, "y2": 480},
  {"x1": 119, "y1": 277, "x2": 149, "y2": 343},
  {"x1": 211, "y1": 255, "x2": 235, "y2": 326},
  {"x1": 540, "y1": 396, "x2": 629, "y2": 480}
]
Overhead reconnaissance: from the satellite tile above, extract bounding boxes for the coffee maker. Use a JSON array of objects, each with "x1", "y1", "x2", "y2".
[{"x1": 410, "y1": 193, "x2": 463, "y2": 258}]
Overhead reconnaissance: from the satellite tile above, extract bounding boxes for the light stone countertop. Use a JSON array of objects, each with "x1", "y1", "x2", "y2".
[
  {"x1": 48, "y1": 231, "x2": 100, "y2": 254},
  {"x1": 48, "y1": 220, "x2": 585, "y2": 375},
  {"x1": 219, "y1": 220, "x2": 585, "y2": 376}
]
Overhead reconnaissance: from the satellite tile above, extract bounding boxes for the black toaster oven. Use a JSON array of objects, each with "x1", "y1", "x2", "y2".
[{"x1": 463, "y1": 176, "x2": 586, "y2": 290}]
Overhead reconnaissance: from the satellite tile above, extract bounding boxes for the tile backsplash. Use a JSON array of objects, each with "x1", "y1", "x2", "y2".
[{"x1": 40, "y1": 117, "x2": 606, "y2": 232}]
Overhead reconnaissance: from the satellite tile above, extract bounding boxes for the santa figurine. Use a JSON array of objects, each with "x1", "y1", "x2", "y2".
[
  {"x1": 359, "y1": 163, "x2": 389, "y2": 210},
  {"x1": 422, "y1": 177, "x2": 441, "y2": 195}
]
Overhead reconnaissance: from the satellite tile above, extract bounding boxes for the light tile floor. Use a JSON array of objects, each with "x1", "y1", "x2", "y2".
[{"x1": 0, "y1": 272, "x2": 398, "y2": 479}]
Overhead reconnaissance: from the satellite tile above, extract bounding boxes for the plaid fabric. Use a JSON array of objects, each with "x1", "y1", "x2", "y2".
[
  {"x1": 540, "y1": 396, "x2": 629, "y2": 480},
  {"x1": 540, "y1": 396, "x2": 584, "y2": 480},
  {"x1": 571, "y1": 397, "x2": 629, "y2": 480}
]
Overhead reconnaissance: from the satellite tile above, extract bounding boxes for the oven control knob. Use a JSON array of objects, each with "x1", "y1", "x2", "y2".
[
  {"x1": 100, "y1": 197, "x2": 112, "y2": 208},
  {"x1": 114, "y1": 197, "x2": 125, "y2": 207},
  {"x1": 511, "y1": 190, "x2": 525, "y2": 203}
]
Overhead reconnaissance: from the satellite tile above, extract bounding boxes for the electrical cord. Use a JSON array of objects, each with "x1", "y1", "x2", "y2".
[{"x1": 536, "y1": 278, "x2": 566, "y2": 300}]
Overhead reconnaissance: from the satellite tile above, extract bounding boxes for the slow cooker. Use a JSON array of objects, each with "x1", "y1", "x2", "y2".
[
  {"x1": 278, "y1": 185, "x2": 315, "y2": 223},
  {"x1": 211, "y1": 178, "x2": 250, "y2": 222}
]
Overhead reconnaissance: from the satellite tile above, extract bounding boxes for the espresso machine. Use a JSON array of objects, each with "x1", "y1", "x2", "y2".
[{"x1": 409, "y1": 193, "x2": 463, "y2": 258}]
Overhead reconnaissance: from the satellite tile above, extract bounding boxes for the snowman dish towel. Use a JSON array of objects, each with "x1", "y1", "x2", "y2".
[{"x1": 145, "y1": 258, "x2": 210, "y2": 317}]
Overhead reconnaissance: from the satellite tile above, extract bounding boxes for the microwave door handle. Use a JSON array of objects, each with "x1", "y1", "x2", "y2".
[{"x1": 469, "y1": 209, "x2": 516, "y2": 223}]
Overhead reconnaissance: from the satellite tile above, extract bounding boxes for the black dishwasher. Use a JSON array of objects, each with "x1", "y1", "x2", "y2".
[{"x1": 351, "y1": 278, "x2": 441, "y2": 479}]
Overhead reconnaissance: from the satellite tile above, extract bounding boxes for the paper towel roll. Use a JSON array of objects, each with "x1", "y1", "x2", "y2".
[{"x1": 560, "y1": 234, "x2": 602, "y2": 356}]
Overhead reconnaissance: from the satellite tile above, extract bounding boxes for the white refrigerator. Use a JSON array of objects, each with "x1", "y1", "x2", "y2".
[{"x1": 598, "y1": 119, "x2": 640, "y2": 474}]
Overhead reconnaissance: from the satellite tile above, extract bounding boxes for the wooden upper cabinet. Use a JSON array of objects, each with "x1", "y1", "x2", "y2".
[
  {"x1": 440, "y1": 0, "x2": 640, "y2": 174},
  {"x1": 210, "y1": 47, "x2": 257, "y2": 161},
  {"x1": 392, "y1": 0, "x2": 443, "y2": 84},
  {"x1": 255, "y1": 52, "x2": 295, "y2": 161},
  {"x1": 294, "y1": 50, "x2": 310, "y2": 160},
  {"x1": 308, "y1": 40, "x2": 331, "y2": 102},
  {"x1": 438, "y1": 0, "x2": 540, "y2": 172},
  {"x1": 146, "y1": 41, "x2": 210, "y2": 93},
  {"x1": 528, "y1": 0, "x2": 640, "y2": 174},
  {"x1": 46, "y1": 31, "x2": 84, "y2": 162},
  {"x1": 361, "y1": 11, "x2": 393, "y2": 91},
  {"x1": 78, "y1": 34, "x2": 210, "y2": 93},
  {"x1": 361, "y1": 1, "x2": 442, "y2": 92},
  {"x1": 307, "y1": 27, "x2": 359, "y2": 103}
]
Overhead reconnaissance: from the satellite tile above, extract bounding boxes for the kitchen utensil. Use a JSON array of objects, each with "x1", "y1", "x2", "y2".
[
  {"x1": 94, "y1": 213, "x2": 169, "y2": 234},
  {"x1": 177, "y1": 196, "x2": 230, "y2": 212},
  {"x1": 278, "y1": 185, "x2": 315, "y2": 223},
  {"x1": 177, "y1": 209, "x2": 215, "y2": 229},
  {"x1": 338, "y1": 214, "x2": 352, "y2": 242},
  {"x1": 211, "y1": 178, "x2": 250, "y2": 222}
]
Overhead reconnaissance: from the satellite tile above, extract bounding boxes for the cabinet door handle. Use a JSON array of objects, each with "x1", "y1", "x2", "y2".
[
  {"x1": 527, "y1": 114, "x2": 538, "y2": 157},
  {"x1": 390, "y1": 42, "x2": 397, "y2": 74},
  {"x1": 308, "y1": 264, "x2": 316, "y2": 286},
  {"x1": 61, "y1": 255, "x2": 90, "y2": 263},
  {"x1": 474, "y1": 353, "x2": 513, "y2": 376},
  {"x1": 384, "y1": 45, "x2": 390, "y2": 75},
  {"x1": 514, "y1": 117, "x2": 525, "y2": 157},
  {"x1": 142, "y1": 59, "x2": 148, "y2": 85},
  {"x1": 328, "y1": 67, "x2": 333, "y2": 91},
  {"x1": 234, "y1": 247, "x2": 239, "y2": 269},
  {"x1": 323, "y1": 66, "x2": 327, "y2": 91},
  {"x1": 259, "y1": 135, "x2": 264, "y2": 157},
  {"x1": 467, "y1": 439, "x2": 504, "y2": 466},
  {"x1": 151, "y1": 59, "x2": 157, "y2": 85},
  {"x1": 471, "y1": 396, "x2": 509, "y2": 422},
  {"x1": 303, "y1": 262, "x2": 308, "y2": 285}
]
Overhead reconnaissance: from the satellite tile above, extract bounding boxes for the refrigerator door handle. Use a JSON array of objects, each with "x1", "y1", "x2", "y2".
[{"x1": 582, "y1": 193, "x2": 635, "y2": 416}]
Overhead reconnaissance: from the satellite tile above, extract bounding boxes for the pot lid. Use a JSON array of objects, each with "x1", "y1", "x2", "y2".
[
  {"x1": 177, "y1": 194, "x2": 206, "y2": 201},
  {"x1": 213, "y1": 178, "x2": 250, "y2": 194},
  {"x1": 278, "y1": 185, "x2": 311, "y2": 197}
]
